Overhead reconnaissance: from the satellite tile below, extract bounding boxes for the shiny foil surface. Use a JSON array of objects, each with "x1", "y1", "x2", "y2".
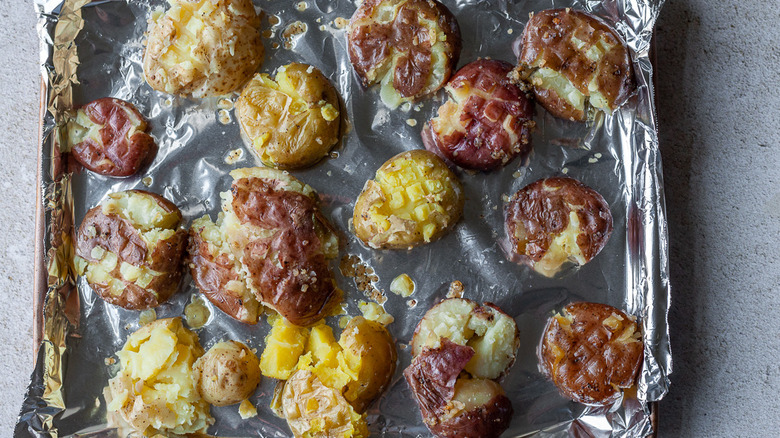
[{"x1": 19, "y1": 0, "x2": 670, "y2": 436}]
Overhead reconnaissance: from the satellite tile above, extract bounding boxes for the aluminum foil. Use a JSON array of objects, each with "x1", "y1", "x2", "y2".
[{"x1": 19, "y1": 0, "x2": 670, "y2": 436}]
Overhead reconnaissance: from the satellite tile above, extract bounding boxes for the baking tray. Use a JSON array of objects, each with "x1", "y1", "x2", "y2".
[{"x1": 20, "y1": 0, "x2": 670, "y2": 436}]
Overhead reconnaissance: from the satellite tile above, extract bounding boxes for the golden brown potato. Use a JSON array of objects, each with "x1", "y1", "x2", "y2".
[
  {"x1": 106, "y1": 318, "x2": 212, "y2": 435},
  {"x1": 281, "y1": 369, "x2": 369, "y2": 438},
  {"x1": 347, "y1": 0, "x2": 461, "y2": 108},
  {"x1": 423, "y1": 59, "x2": 534, "y2": 171},
  {"x1": 540, "y1": 302, "x2": 643, "y2": 405},
  {"x1": 187, "y1": 167, "x2": 340, "y2": 326},
  {"x1": 236, "y1": 63, "x2": 341, "y2": 169},
  {"x1": 512, "y1": 8, "x2": 635, "y2": 121},
  {"x1": 353, "y1": 150, "x2": 464, "y2": 249},
  {"x1": 62, "y1": 98, "x2": 156, "y2": 177},
  {"x1": 338, "y1": 317, "x2": 397, "y2": 412},
  {"x1": 143, "y1": 0, "x2": 264, "y2": 97},
  {"x1": 74, "y1": 190, "x2": 187, "y2": 310},
  {"x1": 405, "y1": 298, "x2": 519, "y2": 438},
  {"x1": 193, "y1": 341, "x2": 261, "y2": 406},
  {"x1": 504, "y1": 177, "x2": 613, "y2": 277}
]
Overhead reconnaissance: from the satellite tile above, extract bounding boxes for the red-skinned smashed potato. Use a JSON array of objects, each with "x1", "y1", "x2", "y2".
[
  {"x1": 405, "y1": 298, "x2": 519, "y2": 438},
  {"x1": 347, "y1": 0, "x2": 461, "y2": 108},
  {"x1": 540, "y1": 302, "x2": 643, "y2": 405},
  {"x1": 512, "y1": 8, "x2": 635, "y2": 121},
  {"x1": 74, "y1": 190, "x2": 187, "y2": 310},
  {"x1": 143, "y1": 0, "x2": 264, "y2": 98},
  {"x1": 424, "y1": 59, "x2": 534, "y2": 171},
  {"x1": 504, "y1": 177, "x2": 612, "y2": 277},
  {"x1": 63, "y1": 98, "x2": 156, "y2": 177},
  {"x1": 187, "y1": 167, "x2": 340, "y2": 326}
]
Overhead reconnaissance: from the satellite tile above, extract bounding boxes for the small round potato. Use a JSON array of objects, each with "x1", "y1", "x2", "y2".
[
  {"x1": 188, "y1": 167, "x2": 340, "y2": 327},
  {"x1": 338, "y1": 317, "x2": 397, "y2": 413},
  {"x1": 353, "y1": 150, "x2": 464, "y2": 249},
  {"x1": 411, "y1": 298, "x2": 520, "y2": 380},
  {"x1": 236, "y1": 63, "x2": 341, "y2": 169},
  {"x1": 504, "y1": 177, "x2": 613, "y2": 277},
  {"x1": 75, "y1": 190, "x2": 187, "y2": 310},
  {"x1": 424, "y1": 59, "x2": 534, "y2": 171},
  {"x1": 512, "y1": 8, "x2": 635, "y2": 121},
  {"x1": 143, "y1": 0, "x2": 264, "y2": 98},
  {"x1": 404, "y1": 339, "x2": 514, "y2": 438},
  {"x1": 63, "y1": 98, "x2": 156, "y2": 177},
  {"x1": 282, "y1": 369, "x2": 369, "y2": 438},
  {"x1": 193, "y1": 341, "x2": 261, "y2": 406},
  {"x1": 540, "y1": 302, "x2": 643, "y2": 405},
  {"x1": 347, "y1": 0, "x2": 461, "y2": 108},
  {"x1": 405, "y1": 298, "x2": 519, "y2": 438}
]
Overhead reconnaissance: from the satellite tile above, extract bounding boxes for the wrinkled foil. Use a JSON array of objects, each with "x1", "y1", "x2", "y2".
[{"x1": 19, "y1": 0, "x2": 670, "y2": 436}]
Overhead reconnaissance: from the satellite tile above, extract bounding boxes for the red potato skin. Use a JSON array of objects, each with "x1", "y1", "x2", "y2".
[
  {"x1": 348, "y1": 0, "x2": 461, "y2": 98},
  {"x1": 424, "y1": 59, "x2": 535, "y2": 171},
  {"x1": 504, "y1": 177, "x2": 613, "y2": 264},
  {"x1": 187, "y1": 227, "x2": 258, "y2": 324},
  {"x1": 70, "y1": 98, "x2": 157, "y2": 177},
  {"x1": 76, "y1": 191, "x2": 186, "y2": 310},
  {"x1": 540, "y1": 302, "x2": 644, "y2": 405},
  {"x1": 516, "y1": 8, "x2": 635, "y2": 121},
  {"x1": 230, "y1": 177, "x2": 338, "y2": 327},
  {"x1": 429, "y1": 394, "x2": 513, "y2": 438}
]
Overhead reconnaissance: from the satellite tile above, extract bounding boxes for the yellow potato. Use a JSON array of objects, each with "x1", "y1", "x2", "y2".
[
  {"x1": 353, "y1": 150, "x2": 464, "y2": 249},
  {"x1": 143, "y1": 0, "x2": 264, "y2": 97},
  {"x1": 106, "y1": 318, "x2": 212, "y2": 436},
  {"x1": 236, "y1": 63, "x2": 342, "y2": 169},
  {"x1": 193, "y1": 341, "x2": 261, "y2": 406},
  {"x1": 339, "y1": 317, "x2": 397, "y2": 412}
]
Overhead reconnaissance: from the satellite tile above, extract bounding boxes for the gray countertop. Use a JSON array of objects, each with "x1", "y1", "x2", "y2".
[{"x1": 1, "y1": 0, "x2": 778, "y2": 435}]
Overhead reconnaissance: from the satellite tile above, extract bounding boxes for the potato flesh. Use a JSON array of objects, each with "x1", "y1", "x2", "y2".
[
  {"x1": 524, "y1": 210, "x2": 586, "y2": 277},
  {"x1": 412, "y1": 298, "x2": 518, "y2": 380},
  {"x1": 282, "y1": 370, "x2": 368, "y2": 438},
  {"x1": 103, "y1": 191, "x2": 179, "y2": 230},
  {"x1": 260, "y1": 316, "x2": 310, "y2": 380},
  {"x1": 107, "y1": 318, "x2": 211, "y2": 435},
  {"x1": 372, "y1": 156, "x2": 450, "y2": 241}
]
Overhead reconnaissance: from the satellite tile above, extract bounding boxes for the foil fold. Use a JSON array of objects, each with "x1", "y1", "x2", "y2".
[{"x1": 20, "y1": 0, "x2": 670, "y2": 437}]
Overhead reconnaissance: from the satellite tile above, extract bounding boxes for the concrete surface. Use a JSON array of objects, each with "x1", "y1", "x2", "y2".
[{"x1": 0, "y1": 0, "x2": 779, "y2": 435}]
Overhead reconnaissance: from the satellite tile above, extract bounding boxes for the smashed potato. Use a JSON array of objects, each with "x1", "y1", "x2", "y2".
[
  {"x1": 193, "y1": 341, "x2": 261, "y2": 406},
  {"x1": 107, "y1": 318, "x2": 213, "y2": 435},
  {"x1": 424, "y1": 59, "x2": 534, "y2": 171},
  {"x1": 347, "y1": 0, "x2": 461, "y2": 108},
  {"x1": 282, "y1": 369, "x2": 369, "y2": 438},
  {"x1": 540, "y1": 302, "x2": 643, "y2": 405},
  {"x1": 405, "y1": 298, "x2": 519, "y2": 438},
  {"x1": 504, "y1": 177, "x2": 613, "y2": 277},
  {"x1": 262, "y1": 317, "x2": 396, "y2": 437},
  {"x1": 353, "y1": 150, "x2": 464, "y2": 249},
  {"x1": 143, "y1": 0, "x2": 264, "y2": 97},
  {"x1": 62, "y1": 97, "x2": 156, "y2": 177},
  {"x1": 75, "y1": 190, "x2": 187, "y2": 310},
  {"x1": 513, "y1": 8, "x2": 635, "y2": 121},
  {"x1": 188, "y1": 167, "x2": 340, "y2": 326},
  {"x1": 236, "y1": 63, "x2": 341, "y2": 169}
]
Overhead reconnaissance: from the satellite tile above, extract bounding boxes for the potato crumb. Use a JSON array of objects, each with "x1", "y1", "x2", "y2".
[
  {"x1": 217, "y1": 97, "x2": 234, "y2": 110},
  {"x1": 338, "y1": 316, "x2": 351, "y2": 329},
  {"x1": 446, "y1": 280, "x2": 464, "y2": 298},
  {"x1": 282, "y1": 21, "x2": 308, "y2": 50},
  {"x1": 406, "y1": 299, "x2": 417, "y2": 308},
  {"x1": 224, "y1": 148, "x2": 244, "y2": 165},
  {"x1": 358, "y1": 301, "x2": 394, "y2": 326},
  {"x1": 389, "y1": 273, "x2": 415, "y2": 297},
  {"x1": 406, "y1": 118, "x2": 418, "y2": 127},
  {"x1": 595, "y1": 152, "x2": 603, "y2": 158},
  {"x1": 104, "y1": 357, "x2": 116, "y2": 366},
  {"x1": 334, "y1": 17, "x2": 349, "y2": 29},
  {"x1": 562, "y1": 167, "x2": 569, "y2": 174},
  {"x1": 295, "y1": 1, "x2": 307, "y2": 12},
  {"x1": 588, "y1": 157, "x2": 598, "y2": 163},
  {"x1": 218, "y1": 109, "x2": 232, "y2": 125},
  {"x1": 507, "y1": 28, "x2": 514, "y2": 34},
  {"x1": 139, "y1": 309, "x2": 157, "y2": 326},
  {"x1": 141, "y1": 176, "x2": 153, "y2": 187},
  {"x1": 269, "y1": 15, "x2": 281, "y2": 26},
  {"x1": 238, "y1": 399, "x2": 257, "y2": 419}
]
